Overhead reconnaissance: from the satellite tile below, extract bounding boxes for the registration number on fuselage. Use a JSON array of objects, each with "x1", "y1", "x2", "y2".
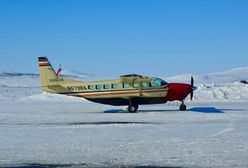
[{"x1": 67, "y1": 86, "x2": 87, "y2": 91}]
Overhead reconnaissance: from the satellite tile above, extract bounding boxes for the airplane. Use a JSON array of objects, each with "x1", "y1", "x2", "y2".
[{"x1": 38, "y1": 57, "x2": 197, "y2": 113}]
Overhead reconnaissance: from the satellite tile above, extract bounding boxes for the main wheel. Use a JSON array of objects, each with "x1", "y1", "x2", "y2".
[
  {"x1": 179, "y1": 104, "x2": 187, "y2": 111},
  {"x1": 128, "y1": 104, "x2": 138, "y2": 113}
]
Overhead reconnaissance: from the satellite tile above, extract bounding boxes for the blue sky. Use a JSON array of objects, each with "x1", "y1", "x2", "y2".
[{"x1": 0, "y1": 0, "x2": 247, "y2": 77}]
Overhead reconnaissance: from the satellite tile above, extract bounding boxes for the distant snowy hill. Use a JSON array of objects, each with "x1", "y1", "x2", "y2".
[
  {"x1": 59, "y1": 70, "x2": 92, "y2": 78},
  {"x1": 0, "y1": 70, "x2": 96, "y2": 101},
  {"x1": 1, "y1": 66, "x2": 248, "y2": 84},
  {"x1": 165, "y1": 67, "x2": 248, "y2": 84},
  {"x1": 0, "y1": 70, "x2": 91, "y2": 79},
  {"x1": 0, "y1": 71, "x2": 38, "y2": 77},
  {"x1": 0, "y1": 67, "x2": 248, "y2": 102}
]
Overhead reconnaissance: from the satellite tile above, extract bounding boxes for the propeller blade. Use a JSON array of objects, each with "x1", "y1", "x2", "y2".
[
  {"x1": 191, "y1": 76, "x2": 194, "y2": 87},
  {"x1": 190, "y1": 76, "x2": 194, "y2": 100}
]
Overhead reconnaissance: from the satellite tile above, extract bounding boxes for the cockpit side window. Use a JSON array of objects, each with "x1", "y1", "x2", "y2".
[{"x1": 153, "y1": 78, "x2": 167, "y2": 87}]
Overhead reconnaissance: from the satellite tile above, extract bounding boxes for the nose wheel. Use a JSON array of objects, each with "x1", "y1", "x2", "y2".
[{"x1": 179, "y1": 101, "x2": 187, "y2": 111}]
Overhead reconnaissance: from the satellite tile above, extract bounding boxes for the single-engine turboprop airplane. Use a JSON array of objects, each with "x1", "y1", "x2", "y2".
[{"x1": 38, "y1": 57, "x2": 197, "y2": 113}]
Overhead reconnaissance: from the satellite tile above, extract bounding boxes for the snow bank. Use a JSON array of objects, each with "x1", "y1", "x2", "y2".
[
  {"x1": 193, "y1": 83, "x2": 248, "y2": 102},
  {"x1": 22, "y1": 92, "x2": 88, "y2": 103}
]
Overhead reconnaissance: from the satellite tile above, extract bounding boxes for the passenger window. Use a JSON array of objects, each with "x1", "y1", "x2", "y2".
[
  {"x1": 96, "y1": 84, "x2": 102, "y2": 90},
  {"x1": 133, "y1": 82, "x2": 138, "y2": 88},
  {"x1": 111, "y1": 84, "x2": 118, "y2": 89},
  {"x1": 142, "y1": 82, "x2": 148, "y2": 87},
  {"x1": 103, "y1": 84, "x2": 110, "y2": 89},
  {"x1": 88, "y1": 85, "x2": 94, "y2": 90},
  {"x1": 123, "y1": 83, "x2": 130, "y2": 88}
]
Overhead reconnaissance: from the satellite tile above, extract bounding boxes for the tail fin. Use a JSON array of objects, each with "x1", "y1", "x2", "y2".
[
  {"x1": 38, "y1": 57, "x2": 59, "y2": 87},
  {"x1": 38, "y1": 56, "x2": 82, "y2": 93}
]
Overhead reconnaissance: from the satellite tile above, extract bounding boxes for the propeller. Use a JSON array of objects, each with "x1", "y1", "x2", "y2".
[{"x1": 190, "y1": 76, "x2": 196, "y2": 100}]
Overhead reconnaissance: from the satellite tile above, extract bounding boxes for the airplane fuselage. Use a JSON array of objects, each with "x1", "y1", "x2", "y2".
[{"x1": 39, "y1": 57, "x2": 196, "y2": 112}]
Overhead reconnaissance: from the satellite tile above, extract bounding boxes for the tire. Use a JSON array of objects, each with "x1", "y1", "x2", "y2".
[
  {"x1": 179, "y1": 104, "x2": 186, "y2": 111},
  {"x1": 128, "y1": 104, "x2": 138, "y2": 113}
]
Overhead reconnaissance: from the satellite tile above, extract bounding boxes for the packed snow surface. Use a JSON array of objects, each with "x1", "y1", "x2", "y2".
[
  {"x1": 0, "y1": 67, "x2": 248, "y2": 167},
  {"x1": 1, "y1": 100, "x2": 248, "y2": 167}
]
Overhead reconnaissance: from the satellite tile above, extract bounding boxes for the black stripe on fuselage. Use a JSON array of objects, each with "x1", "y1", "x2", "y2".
[
  {"x1": 85, "y1": 97, "x2": 167, "y2": 106},
  {"x1": 58, "y1": 89, "x2": 136, "y2": 94}
]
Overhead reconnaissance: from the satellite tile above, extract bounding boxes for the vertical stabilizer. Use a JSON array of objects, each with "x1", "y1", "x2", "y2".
[{"x1": 38, "y1": 57, "x2": 58, "y2": 87}]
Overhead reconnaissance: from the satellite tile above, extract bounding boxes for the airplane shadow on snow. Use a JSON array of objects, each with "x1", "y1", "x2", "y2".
[
  {"x1": 189, "y1": 107, "x2": 224, "y2": 113},
  {"x1": 105, "y1": 107, "x2": 226, "y2": 113},
  {"x1": 190, "y1": 107, "x2": 247, "y2": 113},
  {"x1": 104, "y1": 109, "x2": 179, "y2": 113},
  {"x1": 0, "y1": 163, "x2": 183, "y2": 168}
]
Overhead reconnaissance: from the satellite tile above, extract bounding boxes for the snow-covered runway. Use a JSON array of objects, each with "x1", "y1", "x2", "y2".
[
  {"x1": 1, "y1": 69, "x2": 248, "y2": 167},
  {"x1": 1, "y1": 99, "x2": 248, "y2": 168}
]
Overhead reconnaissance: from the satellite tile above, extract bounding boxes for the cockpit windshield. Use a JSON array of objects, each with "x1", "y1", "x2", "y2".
[{"x1": 151, "y1": 78, "x2": 168, "y2": 87}]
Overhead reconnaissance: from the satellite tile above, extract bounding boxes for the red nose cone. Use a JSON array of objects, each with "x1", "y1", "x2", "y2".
[{"x1": 165, "y1": 83, "x2": 192, "y2": 101}]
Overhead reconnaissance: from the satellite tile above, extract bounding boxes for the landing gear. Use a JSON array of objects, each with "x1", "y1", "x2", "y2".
[
  {"x1": 128, "y1": 99, "x2": 138, "y2": 113},
  {"x1": 128, "y1": 104, "x2": 138, "y2": 113},
  {"x1": 179, "y1": 101, "x2": 187, "y2": 111}
]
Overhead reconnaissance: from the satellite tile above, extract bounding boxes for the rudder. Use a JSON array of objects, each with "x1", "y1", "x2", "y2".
[{"x1": 38, "y1": 57, "x2": 58, "y2": 87}]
